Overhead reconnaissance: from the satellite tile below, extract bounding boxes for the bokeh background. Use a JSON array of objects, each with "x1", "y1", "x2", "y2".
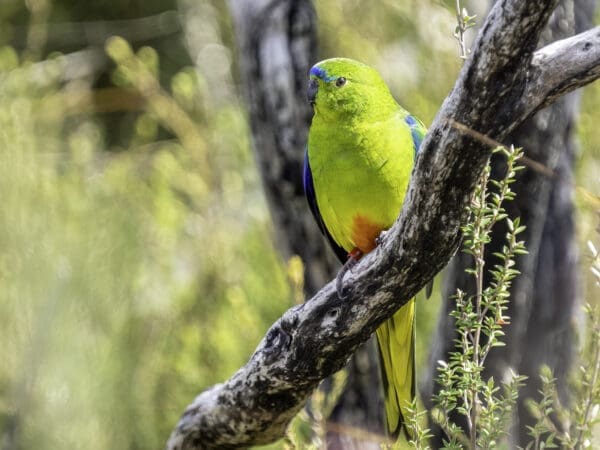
[{"x1": 0, "y1": 1, "x2": 598, "y2": 448}]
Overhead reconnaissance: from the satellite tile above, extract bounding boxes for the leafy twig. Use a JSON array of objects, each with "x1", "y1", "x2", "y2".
[
  {"x1": 433, "y1": 145, "x2": 526, "y2": 448},
  {"x1": 453, "y1": 0, "x2": 477, "y2": 59}
]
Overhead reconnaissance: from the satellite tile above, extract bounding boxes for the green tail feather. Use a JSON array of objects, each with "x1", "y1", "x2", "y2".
[{"x1": 375, "y1": 298, "x2": 416, "y2": 439}]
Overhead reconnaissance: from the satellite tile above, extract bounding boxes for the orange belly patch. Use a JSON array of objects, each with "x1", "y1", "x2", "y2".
[{"x1": 351, "y1": 215, "x2": 386, "y2": 254}]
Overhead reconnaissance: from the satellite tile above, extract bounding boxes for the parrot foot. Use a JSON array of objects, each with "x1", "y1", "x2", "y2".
[{"x1": 336, "y1": 248, "x2": 363, "y2": 299}]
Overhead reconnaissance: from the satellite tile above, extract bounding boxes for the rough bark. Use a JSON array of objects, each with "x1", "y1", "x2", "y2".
[
  {"x1": 167, "y1": 0, "x2": 600, "y2": 447},
  {"x1": 423, "y1": 1, "x2": 595, "y2": 448}
]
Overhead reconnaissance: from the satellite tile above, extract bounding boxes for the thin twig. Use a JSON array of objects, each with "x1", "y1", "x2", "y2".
[
  {"x1": 454, "y1": 0, "x2": 468, "y2": 58},
  {"x1": 447, "y1": 118, "x2": 600, "y2": 207}
]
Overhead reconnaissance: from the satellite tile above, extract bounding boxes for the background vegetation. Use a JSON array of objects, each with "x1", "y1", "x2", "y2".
[{"x1": 0, "y1": 1, "x2": 598, "y2": 449}]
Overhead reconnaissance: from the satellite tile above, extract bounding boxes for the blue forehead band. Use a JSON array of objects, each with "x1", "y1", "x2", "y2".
[{"x1": 310, "y1": 66, "x2": 337, "y2": 82}]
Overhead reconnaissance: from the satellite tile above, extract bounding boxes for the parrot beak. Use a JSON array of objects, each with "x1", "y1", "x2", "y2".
[{"x1": 307, "y1": 78, "x2": 318, "y2": 105}]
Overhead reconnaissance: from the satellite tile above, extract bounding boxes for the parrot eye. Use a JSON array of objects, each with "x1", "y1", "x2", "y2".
[{"x1": 335, "y1": 77, "x2": 347, "y2": 87}]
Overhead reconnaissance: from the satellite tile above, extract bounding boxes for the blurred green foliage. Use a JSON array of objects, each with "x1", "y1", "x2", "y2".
[
  {"x1": 0, "y1": 2, "x2": 290, "y2": 447},
  {"x1": 0, "y1": 1, "x2": 598, "y2": 449}
]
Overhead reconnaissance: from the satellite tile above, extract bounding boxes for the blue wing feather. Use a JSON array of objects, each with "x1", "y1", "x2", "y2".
[
  {"x1": 405, "y1": 114, "x2": 427, "y2": 158},
  {"x1": 303, "y1": 150, "x2": 347, "y2": 263}
]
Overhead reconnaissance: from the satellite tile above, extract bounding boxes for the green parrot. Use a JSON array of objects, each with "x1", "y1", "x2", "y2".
[{"x1": 303, "y1": 57, "x2": 427, "y2": 438}]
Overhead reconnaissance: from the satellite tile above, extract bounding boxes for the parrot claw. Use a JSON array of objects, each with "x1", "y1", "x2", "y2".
[{"x1": 336, "y1": 248, "x2": 363, "y2": 299}]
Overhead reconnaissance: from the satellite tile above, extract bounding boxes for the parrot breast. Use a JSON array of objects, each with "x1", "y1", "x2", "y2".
[{"x1": 307, "y1": 110, "x2": 414, "y2": 254}]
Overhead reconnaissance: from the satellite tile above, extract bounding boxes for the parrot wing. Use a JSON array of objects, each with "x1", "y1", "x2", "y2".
[{"x1": 303, "y1": 150, "x2": 347, "y2": 263}]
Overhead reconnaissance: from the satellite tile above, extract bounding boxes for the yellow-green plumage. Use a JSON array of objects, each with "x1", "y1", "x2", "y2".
[{"x1": 305, "y1": 58, "x2": 425, "y2": 437}]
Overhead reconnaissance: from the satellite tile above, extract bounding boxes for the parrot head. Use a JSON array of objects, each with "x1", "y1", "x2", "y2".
[{"x1": 307, "y1": 58, "x2": 397, "y2": 120}]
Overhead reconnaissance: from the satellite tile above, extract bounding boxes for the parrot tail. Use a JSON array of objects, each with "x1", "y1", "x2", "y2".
[{"x1": 375, "y1": 298, "x2": 416, "y2": 439}]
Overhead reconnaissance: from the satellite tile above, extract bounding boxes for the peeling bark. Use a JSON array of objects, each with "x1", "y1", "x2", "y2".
[{"x1": 167, "y1": 0, "x2": 600, "y2": 447}]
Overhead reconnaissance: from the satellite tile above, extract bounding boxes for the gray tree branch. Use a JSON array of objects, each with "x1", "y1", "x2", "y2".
[
  {"x1": 526, "y1": 25, "x2": 600, "y2": 114},
  {"x1": 166, "y1": 0, "x2": 600, "y2": 447}
]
